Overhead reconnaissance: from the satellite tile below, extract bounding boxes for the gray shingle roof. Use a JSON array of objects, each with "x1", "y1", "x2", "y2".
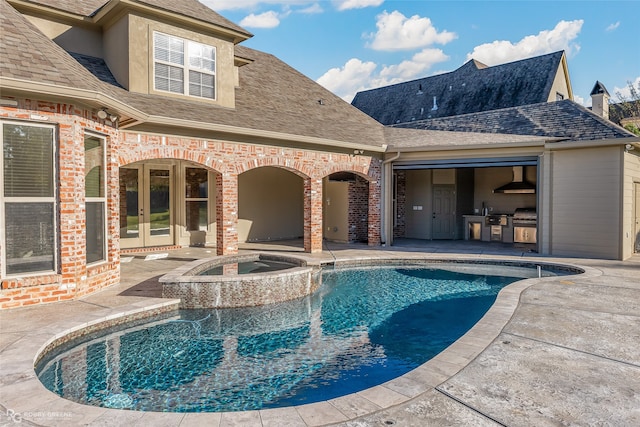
[
  {"x1": 392, "y1": 100, "x2": 635, "y2": 141},
  {"x1": 0, "y1": 0, "x2": 107, "y2": 92},
  {"x1": 383, "y1": 127, "x2": 547, "y2": 149},
  {"x1": 352, "y1": 51, "x2": 565, "y2": 125}
]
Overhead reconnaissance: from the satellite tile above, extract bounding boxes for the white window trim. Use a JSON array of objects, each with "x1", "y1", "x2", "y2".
[
  {"x1": 0, "y1": 120, "x2": 58, "y2": 278},
  {"x1": 84, "y1": 132, "x2": 108, "y2": 266},
  {"x1": 153, "y1": 31, "x2": 217, "y2": 100}
]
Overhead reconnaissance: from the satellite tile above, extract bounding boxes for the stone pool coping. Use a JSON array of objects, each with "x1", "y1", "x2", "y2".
[{"x1": 0, "y1": 254, "x2": 604, "y2": 426}]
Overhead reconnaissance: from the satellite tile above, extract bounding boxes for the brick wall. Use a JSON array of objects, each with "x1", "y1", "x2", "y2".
[
  {"x1": 348, "y1": 175, "x2": 370, "y2": 242},
  {"x1": 1, "y1": 98, "x2": 382, "y2": 308},
  {"x1": 1, "y1": 99, "x2": 120, "y2": 309}
]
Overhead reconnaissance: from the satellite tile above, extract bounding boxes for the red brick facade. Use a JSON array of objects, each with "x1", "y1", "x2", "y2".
[{"x1": 0, "y1": 100, "x2": 382, "y2": 308}]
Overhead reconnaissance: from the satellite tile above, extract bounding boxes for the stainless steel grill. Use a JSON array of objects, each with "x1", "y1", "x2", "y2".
[{"x1": 513, "y1": 208, "x2": 537, "y2": 244}]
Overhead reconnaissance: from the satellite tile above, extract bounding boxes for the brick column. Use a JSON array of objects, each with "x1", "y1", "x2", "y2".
[
  {"x1": 368, "y1": 178, "x2": 381, "y2": 246},
  {"x1": 216, "y1": 172, "x2": 238, "y2": 255},
  {"x1": 304, "y1": 178, "x2": 323, "y2": 253}
]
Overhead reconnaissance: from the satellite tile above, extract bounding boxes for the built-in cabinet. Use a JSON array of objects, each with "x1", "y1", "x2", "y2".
[{"x1": 463, "y1": 215, "x2": 514, "y2": 243}]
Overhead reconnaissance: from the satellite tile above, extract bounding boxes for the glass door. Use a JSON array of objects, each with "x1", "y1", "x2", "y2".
[
  {"x1": 119, "y1": 167, "x2": 142, "y2": 249},
  {"x1": 119, "y1": 165, "x2": 173, "y2": 249},
  {"x1": 145, "y1": 167, "x2": 173, "y2": 246}
]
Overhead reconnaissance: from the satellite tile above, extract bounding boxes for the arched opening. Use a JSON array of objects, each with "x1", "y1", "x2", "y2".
[
  {"x1": 238, "y1": 166, "x2": 304, "y2": 245},
  {"x1": 323, "y1": 172, "x2": 371, "y2": 243}
]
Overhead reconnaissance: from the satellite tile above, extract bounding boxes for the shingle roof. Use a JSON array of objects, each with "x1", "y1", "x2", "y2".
[
  {"x1": 113, "y1": 46, "x2": 386, "y2": 147},
  {"x1": 392, "y1": 100, "x2": 635, "y2": 141},
  {"x1": 0, "y1": 0, "x2": 107, "y2": 92},
  {"x1": 352, "y1": 51, "x2": 565, "y2": 125},
  {"x1": 17, "y1": 0, "x2": 251, "y2": 36},
  {"x1": 383, "y1": 127, "x2": 547, "y2": 149},
  {"x1": 0, "y1": 0, "x2": 385, "y2": 148},
  {"x1": 20, "y1": 0, "x2": 106, "y2": 16}
]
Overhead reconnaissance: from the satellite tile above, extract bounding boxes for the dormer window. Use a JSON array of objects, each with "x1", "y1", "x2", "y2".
[{"x1": 153, "y1": 32, "x2": 216, "y2": 100}]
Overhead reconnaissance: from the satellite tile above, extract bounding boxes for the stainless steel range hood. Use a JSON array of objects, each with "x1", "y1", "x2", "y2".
[{"x1": 493, "y1": 166, "x2": 536, "y2": 194}]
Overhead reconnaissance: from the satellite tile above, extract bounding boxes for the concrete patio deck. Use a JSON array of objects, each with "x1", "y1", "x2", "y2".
[{"x1": 1, "y1": 241, "x2": 639, "y2": 426}]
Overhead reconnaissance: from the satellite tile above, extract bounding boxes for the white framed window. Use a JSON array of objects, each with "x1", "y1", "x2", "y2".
[
  {"x1": 84, "y1": 133, "x2": 107, "y2": 264},
  {"x1": 153, "y1": 32, "x2": 216, "y2": 100},
  {"x1": 1, "y1": 121, "x2": 57, "y2": 276}
]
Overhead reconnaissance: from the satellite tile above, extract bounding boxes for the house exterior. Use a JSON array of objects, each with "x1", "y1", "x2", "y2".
[
  {"x1": 1, "y1": 1, "x2": 638, "y2": 310},
  {"x1": 354, "y1": 54, "x2": 640, "y2": 261},
  {"x1": 0, "y1": 0, "x2": 385, "y2": 308}
]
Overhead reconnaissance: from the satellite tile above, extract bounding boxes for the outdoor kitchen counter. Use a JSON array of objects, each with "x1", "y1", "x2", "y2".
[{"x1": 463, "y1": 215, "x2": 514, "y2": 243}]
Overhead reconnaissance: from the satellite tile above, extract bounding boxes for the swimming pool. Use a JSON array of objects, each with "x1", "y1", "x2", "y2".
[{"x1": 36, "y1": 262, "x2": 574, "y2": 412}]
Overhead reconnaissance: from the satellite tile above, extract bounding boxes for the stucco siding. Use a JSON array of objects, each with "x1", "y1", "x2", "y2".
[{"x1": 549, "y1": 146, "x2": 622, "y2": 259}]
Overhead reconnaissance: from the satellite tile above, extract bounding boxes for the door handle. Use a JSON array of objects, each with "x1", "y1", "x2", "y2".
[{"x1": 432, "y1": 213, "x2": 436, "y2": 219}]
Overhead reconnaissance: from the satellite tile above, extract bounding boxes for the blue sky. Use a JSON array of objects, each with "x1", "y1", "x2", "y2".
[{"x1": 203, "y1": 0, "x2": 640, "y2": 105}]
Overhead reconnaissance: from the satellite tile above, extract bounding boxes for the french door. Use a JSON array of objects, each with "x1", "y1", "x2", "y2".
[{"x1": 119, "y1": 165, "x2": 173, "y2": 249}]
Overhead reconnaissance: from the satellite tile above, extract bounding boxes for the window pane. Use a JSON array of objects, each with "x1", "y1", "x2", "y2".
[
  {"x1": 188, "y1": 41, "x2": 215, "y2": 72},
  {"x1": 186, "y1": 201, "x2": 208, "y2": 231},
  {"x1": 86, "y1": 202, "x2": 105, "y2": 264},
  {"x1": 84, "y1": 135, "x2": 104, "y2": 198},
  {"x1": 155, "y1": 63, "x2": 184, "y2": 94},
  {"x1": 119, "y1": 168, "x2": 139, "y2": 239},
  {"x1": 3, "y1": 124, "x2": 54, "y2": 197},
  {"x1": 5, "y1": 202, "x2": 55, "y2": 274},
  {"x1": 185, "y1": 168, "x2": 208, "y2": 198},
  {"x1": 189, "y1": 71, "x2": 215, "y2": 99},
  {"x1": 154, "y1": 32, "x2": 183, "y2": 65}
]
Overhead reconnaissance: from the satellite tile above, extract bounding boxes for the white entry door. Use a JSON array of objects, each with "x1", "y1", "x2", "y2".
[{"x1": 119, "y1": 165, "x2": 173, "y2": 249}]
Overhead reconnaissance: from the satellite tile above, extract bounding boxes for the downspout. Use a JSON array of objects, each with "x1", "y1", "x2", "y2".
[{"x1": 381, "y1": 151, "x2": 401, "y2": 245}]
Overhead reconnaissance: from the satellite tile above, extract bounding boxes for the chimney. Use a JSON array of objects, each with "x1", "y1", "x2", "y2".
[{"x1": 590, "y1": 81, "x2": 610, "y2": 120}]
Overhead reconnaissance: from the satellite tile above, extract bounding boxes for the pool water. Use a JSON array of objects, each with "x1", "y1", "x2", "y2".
[{"x1": 37, "y1": 264, "x2": 560, "y2": 412}]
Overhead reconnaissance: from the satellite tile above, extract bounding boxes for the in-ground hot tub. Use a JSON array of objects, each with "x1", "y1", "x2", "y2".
[{"x1": 160, "y1": 253, "x2": 321, "y2": 309}]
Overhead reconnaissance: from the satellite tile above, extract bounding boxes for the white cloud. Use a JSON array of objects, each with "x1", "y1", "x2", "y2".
[
  {"x1": 606, "y1": 21, "x2": 620, "y2": 32},
  {"x1": 202, "y1": 0, "x2": 314, "y2": 11},
  {"x1": 366, "y1": 11, "x2": 457, "y2": 51},
  {"x1": 613, "y1": 76, "x2": 640, "y2": 101},
  {"x1": 378, "y1": 48, "x2": 449, "y2": 81},
  {"x1": 299, "y1": 3, "x2": 323, "y2": 14},
  {"x1": 465, "y1": 19, "x2": 583, "y2": 65},
  {"x1": 317, "y1": 49, "x2": 450, "y2": 102},
  {"x1": 240, "y1": 11, "x2": 281, "y2": 28},
  {"x1": 333, "y1": 0, "x2": 384, "y2": 11},
  {"x1": 317, "y1": 58, "x2": 378, "y2": 102},
  {"x1": 574, "y1": 94, "x2": 589, "y2": 107}
]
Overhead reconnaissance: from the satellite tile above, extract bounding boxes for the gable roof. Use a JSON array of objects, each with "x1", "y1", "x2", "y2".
[
  {"x1": 392, "y1": 100, "x2": 635, "y2": 142},
  {"x1": 14, "y1": 0, "x2": 251, "y2": 38},
  {"x1": 0, "y1": 0, "x2": 385, "y2": 149},
  {"x1": 0, "y1": 0, "x2": 108, "y2": 92},
  {"x1": 351, "y1": 51, "x2": 567, "y2": 126}
]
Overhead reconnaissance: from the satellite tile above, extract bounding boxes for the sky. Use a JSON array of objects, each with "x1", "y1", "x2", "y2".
[{"x1": 202, "y1": 0, "x2": 640, "y2": 106}]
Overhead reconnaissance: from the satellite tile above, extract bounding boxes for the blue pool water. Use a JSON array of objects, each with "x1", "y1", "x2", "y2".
[{"x1": 36, "y1": 263, "x2": 566, "y2": 412}]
